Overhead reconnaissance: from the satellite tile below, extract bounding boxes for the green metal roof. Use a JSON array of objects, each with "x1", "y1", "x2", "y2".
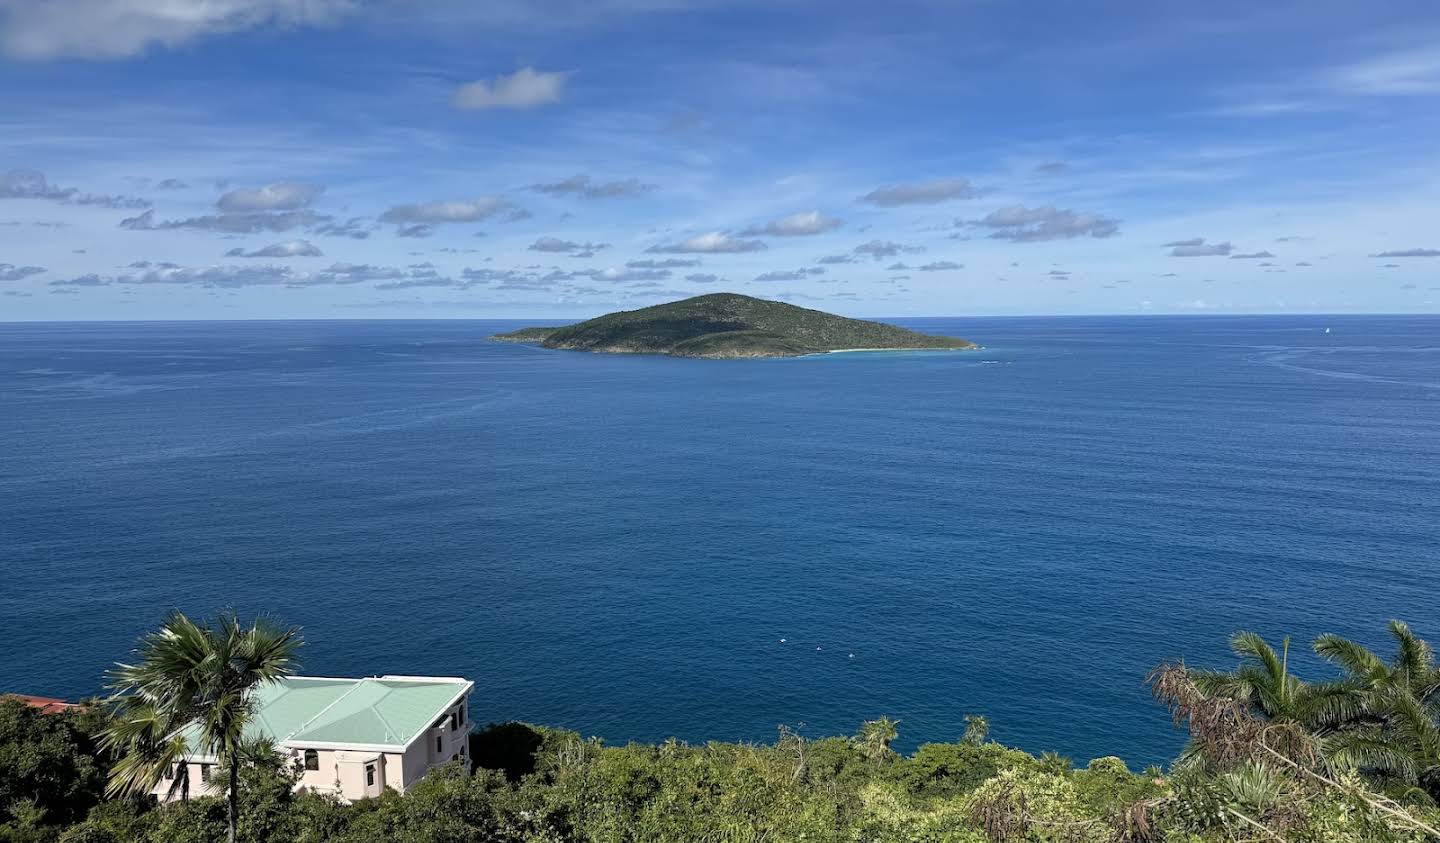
[
  {"x1": 250, "y1": 678, "x2": 357, "y2": 741},
  {"x1": 288, "y1": 678, "x2": 468, "y2": 746},
  {"x1": 181, "y1": 676, "x2": 470, "y2": 753}
]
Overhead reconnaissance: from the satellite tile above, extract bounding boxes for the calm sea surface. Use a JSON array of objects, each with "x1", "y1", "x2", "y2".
[{"x1": 1, "y1": 316, "x2": 1437, "y2": 766}]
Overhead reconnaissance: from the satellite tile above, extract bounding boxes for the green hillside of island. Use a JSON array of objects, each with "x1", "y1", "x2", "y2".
[
  {"x1": 492, "y1": 293, "x2": 977, "y2": 358},
  {"x1": 4, "y1": 613, "x2": 1440, "y2": 842}
]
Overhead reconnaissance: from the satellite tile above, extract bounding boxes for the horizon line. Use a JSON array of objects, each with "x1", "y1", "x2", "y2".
[{"x1": 1, "y1": 311, "x2": 1435, "y2": 325}]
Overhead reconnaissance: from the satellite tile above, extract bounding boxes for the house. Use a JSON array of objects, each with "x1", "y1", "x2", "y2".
[
  {"x1": 3, "y1": 694, "x2": 84, "y2": 714},
  {"x1": 153, "y1": 675, "x2": 473, "y2": 803}
]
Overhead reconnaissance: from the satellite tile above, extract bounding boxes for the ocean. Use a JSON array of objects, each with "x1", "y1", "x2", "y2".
[{"x1": 1, "y1": 315, "x2": 1436, "y2": 767}]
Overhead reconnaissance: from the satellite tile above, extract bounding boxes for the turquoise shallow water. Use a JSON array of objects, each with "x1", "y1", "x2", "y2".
[{"x1": 1, "y1": 315, "x2": 1437, "y2": 766}]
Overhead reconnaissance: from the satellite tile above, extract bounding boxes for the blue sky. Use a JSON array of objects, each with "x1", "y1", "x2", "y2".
[{"x1": 1, "y1": 0, "x2": 1438, "y2": 319}]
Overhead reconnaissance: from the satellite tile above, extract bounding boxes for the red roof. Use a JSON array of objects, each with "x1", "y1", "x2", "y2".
[{"x1": 4, "y1": 694, "x2": 83, "y2": 715}]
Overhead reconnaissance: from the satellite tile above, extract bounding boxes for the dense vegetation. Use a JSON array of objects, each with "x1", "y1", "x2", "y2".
[
  {"x1": 491, "y1": 293, "x2": 977, "y2": 358},
  {"x1": 3, "y1": 617, "x2": 1439, "y2": 842}
]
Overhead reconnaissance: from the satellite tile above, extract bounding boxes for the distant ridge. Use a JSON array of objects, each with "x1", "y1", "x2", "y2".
[{"x1": 491, "y1": 293, "x2": 977, "y2": 359}]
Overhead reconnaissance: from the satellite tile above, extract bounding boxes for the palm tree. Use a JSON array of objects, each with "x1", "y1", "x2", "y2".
[
  {"x1": 1180, "y1": 631, "x2": 1353, "y2": 768},
  {"x1": 1191, "y1": 632, "x2": 1321, "y2": 726},
  {"x1": 1314, "y1": 620, "x2": 1440, "y2": 801},
  {"x1": 101, "y1": 611, "x2": 302, "y2": 843},
  {"x1": 1324, "y1": 686, "x2": 1440, "y2": 802},
  {"x1": 854, "y1": 717, "x2": 899, "y2": 763},
  {"x1": 1315, "y1": 620, "x2": 1440, "y2": 708},
  {"x1": 961, "y1": 714, "x2": 989, "y2": 746}
]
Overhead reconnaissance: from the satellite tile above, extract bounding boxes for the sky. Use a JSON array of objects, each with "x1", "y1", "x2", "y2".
[{"x1": 1, "y1": 0, "x2": 1439, "y2": 320}]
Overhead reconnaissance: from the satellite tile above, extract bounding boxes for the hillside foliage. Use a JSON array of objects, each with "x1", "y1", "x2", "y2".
[
  {"x1": 3, "y1": 619, "x2": 1439, "y2": 842},
  {"x1": 492, "y1": 293, "x2": 976, "y2": 358}
]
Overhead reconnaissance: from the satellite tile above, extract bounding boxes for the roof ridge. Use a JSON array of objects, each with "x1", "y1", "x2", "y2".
[
  {"x1": 281, "y1": 677, "x2": 364, "y2": 741},
  {"x1": 367, "y1": 683, "x2": 404, "y2": 744}
]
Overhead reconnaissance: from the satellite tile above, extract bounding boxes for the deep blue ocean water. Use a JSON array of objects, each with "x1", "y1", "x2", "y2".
[{"x1": 1, "y1": 315, "x2": 1437, "y2": 767}]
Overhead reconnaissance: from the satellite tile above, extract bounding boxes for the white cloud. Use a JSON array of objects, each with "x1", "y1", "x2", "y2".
[
  {"x1": 380, "y1": 198, "x2": 516, "y2": 225},
  {"x1": 312, "y1": 217, "x2": 373, "y2": 239},
  {"x1": 528, "y1": 236, "x2": 609, "y2": 255},
  {"x1": 452, "y1": 67, "x2": 568, "y2": 110},
  {"x1": 120, "y1": 208, "x2": 327, "y2": 233},
  {"x1": 966, "y1": 205, "x2": 1120, "y2": 242},
  {"x1": 627, "y1": 258, "x2": 699, "y2": 269},
  {"x1": 0, "y1": 263, "x2": 46, "y2": 281},
  {"x1": 217, "y1": 181, "x2": 323, "y2": 212},
  {"x1": 1371, "y1": 248, "x2": 1440, "y2": 258},
  {"x1": 532, "y1": 174, "x2": 653, "y2": 199},
  {"x1": 590, "y1": 267, "x2": 671, "y2": 282},
  {"x1": 1334, "y1": 47, "x2": 1440, "y2": 95},
  {"x1": 754, "y1": 267, "x2": 825, "y2": 282},
  {"x1": 51, "y1": 264, "x2": 325, "y2": 289},
  {"x1": 646, "y1": 232, "x2": 766, "y2": 254},
  {"x1": 224, "y1": 239, "x2": 322, "y2": 258},
  {"x1": 0, "y1": 0, "x2": 353, "y2": 60},
  {"x1": 48, "y1": 260, "x2": 455, "y2": 289},
  {"x1": 1165, "y1": 238, "x2": 1233, "y2": 257},
  {"x1": 739, "y1": 211, "x2": 843, "y2": 237},
  {"x1": 859, "y1": 178, "x2": 978, "y2": 206},
  {"x1": 853, "y1": 239, "x2": 923, "y2": 259},
  {"x1": 1, "y1": 168, "x2": 148, "y2": 208}
]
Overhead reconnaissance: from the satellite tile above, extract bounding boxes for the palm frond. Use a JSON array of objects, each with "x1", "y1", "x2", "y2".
[
  {"x1": 1230, "y1": 632, "x2": 1285, "y2": 684},
  {"x1": 1314, "y1": 633, "x2": 1387, "y2": 683},
  {"x1": 1326, "y1": 731, "x2": 1421, "y2": 781},
  {"x1": 1390, "y1": 620, "x2": 1436, "y2": 692},
  {"x1": 1301, "y1": 679, "x2": 1372, "y2": 731},
  {"x1": 1191, "y1": 669, "x2": 1255, "y2": 701}
]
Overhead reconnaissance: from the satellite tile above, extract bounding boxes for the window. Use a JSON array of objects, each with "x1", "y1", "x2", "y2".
[
  {"x1": 436, "y1": 736, "x2": 443, "y2": 754},
  {"x1": 365, "y1": 764, "x2": 375, "y2": 787},
  {"x1": 448, "y1": 712, "x2": 458, "y2": 731},
  {"x1": 303, "y1": 750, "x2": 319, "y2": 771},
  {"x1": 459, "y1": 704, "x2": 465, "y2": 726},
  {"x1": 200, "y1": 764, "x2": 212, "y2": 783}
]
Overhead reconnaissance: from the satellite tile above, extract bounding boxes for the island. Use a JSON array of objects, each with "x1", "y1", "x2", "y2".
[{"x1": 490, "y1": 293, "x2": 977, "y2": 358}]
